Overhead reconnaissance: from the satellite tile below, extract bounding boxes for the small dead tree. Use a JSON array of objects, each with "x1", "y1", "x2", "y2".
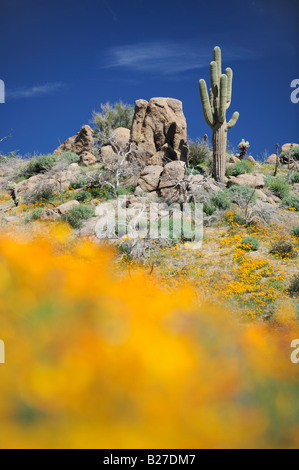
[{"x1": 273, "y1": 143, "x2": 279, "y2": 177}]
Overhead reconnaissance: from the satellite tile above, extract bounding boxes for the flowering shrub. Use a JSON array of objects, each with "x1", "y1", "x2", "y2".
[
  {"x1": 238, "y1": 236, "x2": 259, "y2": 251},
  {"x1": 0, "y1": 228, "x2": 298, "y2": 448}
]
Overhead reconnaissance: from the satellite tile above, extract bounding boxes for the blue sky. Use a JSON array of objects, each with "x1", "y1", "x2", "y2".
[{"x1": 0, "y1": 0, "x2": 298, "y2": 159}]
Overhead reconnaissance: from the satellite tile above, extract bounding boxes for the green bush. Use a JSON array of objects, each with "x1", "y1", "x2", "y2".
[
  {"x1": 92, "y1": 101, "x2": 134, "y2": 144},
  {"x1": 209, "y1": 191, "x2": 231, "y2": 210},
  {"x1": 188, "y1": 138, "x2": 212, "y2": 166},
  {"x1": 289, "y1": 273, "x2": 299, "y2": 297},
  {"x1": 227, "y1": 185, "x2": 256, "y2": 205},
  {"x1": 69, "y1": 177, "x2": 89, "y2": 190},
  {"x1": 25, "y1": 208, "x2": 43, "y2": 223},
  {"x1": 291, "y1": 172, "x2": 299, "y2": 184},
  {"x1": 282, "y1": 195, "x2": 299, "y2": 211},
  {"x1": 268, "y1": 177, "x2": 290, "y2": 199},
  {"x1": 269, "y1": 239, "x2": 296, "y2": 259},
  {"x1": 291, "y1": 225, "x2": 299, "y2": 237},
  {"x1": 238, "y1": 236, "x2": 259, "y2": 252},
  {"x1": 66, "y1": 205, "x2": 95, "y2": 229},
  {"x1": 203, "y1": 202, "x2": 216, "y2": 216},
  {"x1": 116, "y1": 185, "x2": 135, "y2": 196},
  {"x1": 226, "y1": 160, "x2": 253, "y2": 177},
  {"x1": 22, "y1": 154, "x2": 57, "y2": 178},
  {"x1": 75, "y1": 190, "x2": 89, "y2": 202},
  {"x1": 59, "y1": 151, "x2": 80, "y2": 164}
]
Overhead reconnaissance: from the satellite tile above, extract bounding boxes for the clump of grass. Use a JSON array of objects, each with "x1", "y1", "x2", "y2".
[
  {"x1": 288, "y1": 273, "x2": 299, "y2": 297},
  {"x1": 269, "y1": 238, "x2": 296, "y2": 259},
  {"x1": 282, "y1": 195, "x2": 299, "y2": 211},
  {"x1": 291, "y1": 225, "x2": 299, "y2": 237},
  {"x1": 268, "y1": 177, "x2": 290, "y2": 199},
  {"x1": 226, "y1": 160, "x2": 253, "y2": 177},
  {"x1": 66, "y1": 205, "x2": 95, "y2": 229},
  {"x1": 22, "y1": 154, "x2": 57, "y2": 178},
  {"x1": 238, "y1": 236, "x2": 259, "y2": 252},
  {"x1": 25, "y1": 208, "x2": 43, "y2": 223}
]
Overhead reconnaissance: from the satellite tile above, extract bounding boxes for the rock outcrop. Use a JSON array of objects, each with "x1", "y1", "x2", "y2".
[
  {"x1": 54, "y1": 125, "x2": 94, "y2": 155},
  {"x1": 130, "y1": 98, "x2": 189, "y2": 164}
]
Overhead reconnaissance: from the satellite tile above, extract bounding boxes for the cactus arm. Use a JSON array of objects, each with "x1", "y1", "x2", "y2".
[
  {"x1": 225, "y1": 67, "x2": 233, "y2": 108},
  {"x1": 218, "y1": 74, "x2": 227, "y2": 124},
  {"x1": 209, "y1": 87, "x2": 214, "y2": 115},
  {"x1": 199, "y1": 79, "x2": 214, "y2": 127},
  {"x1": 210, "y1": 61, "x2": 218, "y2": 96},
  {"x1": 213, "y1": 46, "x2": 221, "y2": 80},
  {"x1": 227, "y1": 111, "x2": 239, "y2": 129}
]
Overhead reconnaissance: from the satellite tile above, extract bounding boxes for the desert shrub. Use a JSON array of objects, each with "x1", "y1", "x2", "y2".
[
  {"x1": 92, "y1": 101, "x2": 134, "y2": 144},
  {"x1": 66, "y1": 205, "x2": 95, "y2": 229},
  {"x1": 291, "y1": 172, "x2": 299, "y2": 184},
  {"x1": 25, "y1": 184, "x2": 55, "y2": 204},
  {"x1": 268, "y1": 177, "x2": 290, "y2": 199},
  {"x1": 25, "y1": 208, "x2": 43, "y2": 223},
  {"x1": 289, "y1": 273, "x2": 299, "y2": 297},
  {"x1": 69, "y1": 177, "x2": 89, "y2": 189},
  {"x1": 22, "y1": 154, "x2": 57, "y2": 178},
  {"x1": 59, "y1": 151, "x2": 80, "y2": 164},
  {"x1": 282, "y1": 195, "x2": 299, "y2": 211},
  {"x1": 203, "y1": 202, "x2": 216, "y2": 216},
  {"x1": 280, "y1": 146, "x2": 299, "y2": 162},
  {"x1": 226, "y1": 160, "x2": 253, "y2": 177},
  {"x1": 269, "y1": 239, "x2": 296, "y2": 259},
  {"x1": 209, "y1": 191, "x2": 231, "y2": 210},
  {"x1": 75, "y1": 190, "x2": 89, "y2": 202},
  {"x1": 116, "y1": 185, "x2": 135, "y2": 196},
  {"x1": 188, "y1": 138, "x2": 212, "y2": 166},
  {"x1": 227, "y1": 185, "x2": 256, "y2": 205},
  {"x1": 291, "y1": 225, "x2": 299, "y2": 237},
  {"x1": 238, "y1": 236, "x2": 259, "y2": 252}
]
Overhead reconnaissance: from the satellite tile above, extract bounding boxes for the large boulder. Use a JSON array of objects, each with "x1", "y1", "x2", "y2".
[
  {"x1": 80, "y1": 151, "x2": 97, "y2": 166},
  {"x1": 267, "y1": 154, "x2": 278, "y2": 164},
  {"x1": 110, "y1": 127, "x2": 130, "y2": 148},
  {"x1": 100, "y1": 145, "x2": 117, "y2": 165},
  {"x1": 56, "y1": 200, "x2": 80, "y2": 215},
  {"x1": 54, "y1": 125, "x2": 94, "y2": 155},
  {"x1": 16, "y1": 166, "x2": 81, "y2": 199},
  {"x1": 158, "y1": 161, "x2": 186, "y2": 201},
  {"x1": 137, "y1": 165, "x2": 163, "y2": 192},
  {"x1": 130, "y1": 98, "x2": 189, "y2": 164},
  {"x1": 227, "y1": 173, "x2": 265, "y2": 188},
  {"x1": 280, "y1": 143, "x2": 299, "y2": 154}
]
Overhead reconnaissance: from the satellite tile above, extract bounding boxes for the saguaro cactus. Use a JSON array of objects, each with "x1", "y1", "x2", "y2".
[{"x1": 199, "y1": 46, "x2": 239, "y2": 182}]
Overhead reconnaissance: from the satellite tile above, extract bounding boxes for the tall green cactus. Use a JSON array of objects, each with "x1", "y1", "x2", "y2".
[{"x1": 199, "y1": 46, "x2": 239, "y2": 182}]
